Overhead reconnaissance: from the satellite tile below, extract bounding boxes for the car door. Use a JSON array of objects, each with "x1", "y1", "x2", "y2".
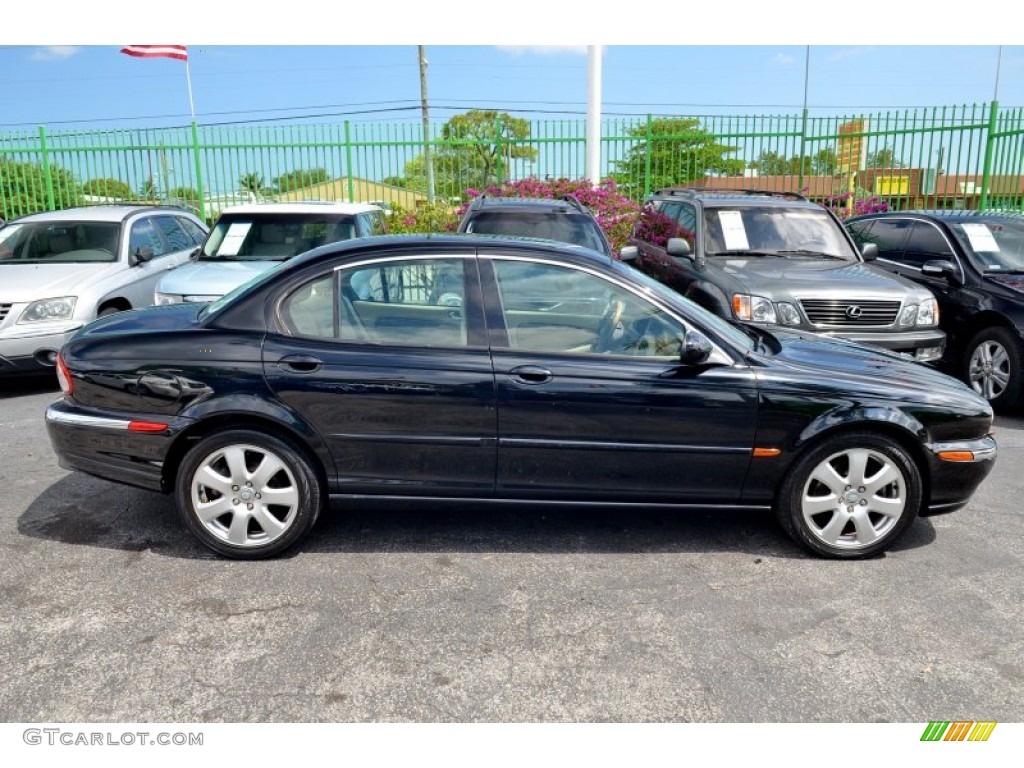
[
  {"x1": 480, "y1": 254, "x2": 759, "y2": 503},
  {"x1": 119, "y1": 215, "x2": 194, "y2": 308},
  {"x1": 262, "y1": 252, "x2": 498, "y2": 496}
]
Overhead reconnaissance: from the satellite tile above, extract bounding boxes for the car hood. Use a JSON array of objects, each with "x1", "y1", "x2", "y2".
[
  {"x1": 157, "y1": 260, "x2": 280, "y2": 297},
  {"x1": 713, "y1": 258, "x2": 926, "y2": 297},
  {"x1": 761, "y1": 328, "x2": 982, "y2": 402},
  {"x1": 0, "y1": 263, "x2": 123, "y2": 303}
]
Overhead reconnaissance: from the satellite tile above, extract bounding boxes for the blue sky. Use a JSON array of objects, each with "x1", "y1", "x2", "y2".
[{"x1": 3, "y1": 1, "x2": 1024, "y2": 131}]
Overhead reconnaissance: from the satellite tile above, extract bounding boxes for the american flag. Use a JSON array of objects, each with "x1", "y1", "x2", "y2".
[{"x1": 120, "y1": 45, "x2": 188, "y2": 61}]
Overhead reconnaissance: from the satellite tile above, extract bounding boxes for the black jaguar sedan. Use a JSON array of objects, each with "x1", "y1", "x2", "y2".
[{"x1": 46, "y1": 234, "x2": 997, "y2": 560}]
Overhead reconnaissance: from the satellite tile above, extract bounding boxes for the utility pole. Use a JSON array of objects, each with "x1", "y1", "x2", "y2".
[{"x1": 418, "y1": 46, "x2": 436, "y2": 203}]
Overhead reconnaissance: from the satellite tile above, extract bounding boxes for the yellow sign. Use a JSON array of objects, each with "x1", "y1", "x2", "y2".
[{"x1": 875, "y1": 176, "x2": 910, "y2": 195}]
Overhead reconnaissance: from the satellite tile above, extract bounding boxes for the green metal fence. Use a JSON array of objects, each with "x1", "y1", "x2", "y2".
[{"x1": 3, "y1": 102, "x2": 1024, "y2": 223}]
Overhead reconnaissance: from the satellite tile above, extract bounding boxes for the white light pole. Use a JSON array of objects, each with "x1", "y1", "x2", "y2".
[{"x1": 586, "y1": 45, "x2": 603, "y2": 185}]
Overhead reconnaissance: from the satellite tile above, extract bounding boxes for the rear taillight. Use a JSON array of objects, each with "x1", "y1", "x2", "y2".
[{"x1": 55, "y1": 353, "x2": 73, "y2": 396}]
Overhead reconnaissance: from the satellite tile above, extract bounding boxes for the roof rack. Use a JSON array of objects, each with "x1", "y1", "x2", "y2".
[
  {"x1": 560, "y1": 194, "x2": 586, "y2": 213},
  {"x1": 653, "y1": 187, "x2": 808, "y2": 202}
]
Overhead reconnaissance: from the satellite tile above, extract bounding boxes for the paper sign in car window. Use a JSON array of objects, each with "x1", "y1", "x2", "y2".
[
  {"x1": 718, "y1": 211, "x2": 750, "y2": 250},
  {"x1": 962, "y1": 223, "x2": 1000, "y2": 253},
  {"x1": 217, "y1": 222, "x2": 253, "y2": 256}
]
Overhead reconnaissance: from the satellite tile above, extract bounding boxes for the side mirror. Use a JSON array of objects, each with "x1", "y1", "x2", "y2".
[
  {"x1": 860, "y1": 243, "x2": 879, "y2": 261},
  {"x1": 679, "y1": 329, "x2": 713, "y2": 366},
  {"x1": 618, "y1": 245, "x2": 638, "y2": 262},
  {"x1": 921, "y1": 259, "x2": 961, "y2": 284},
  {"x1": 189, "y1": 246, "x2": 201, "y2": 261},
  {"x1": 131, "y1": 246, "x2": 155, "y2": 265},
  {"x1": 667, "y1": 238, "x2": 692, "y2": 258}
]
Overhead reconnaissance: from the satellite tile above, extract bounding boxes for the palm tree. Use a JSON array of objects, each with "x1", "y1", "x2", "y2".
[{"x1": 238, "y1": 172, "x2": 267, "y2": 199}]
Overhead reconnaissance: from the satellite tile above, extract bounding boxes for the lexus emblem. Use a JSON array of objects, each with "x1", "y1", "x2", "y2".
[{"x1": 845, "y1": 305, "x2": 863, "y2": 319}]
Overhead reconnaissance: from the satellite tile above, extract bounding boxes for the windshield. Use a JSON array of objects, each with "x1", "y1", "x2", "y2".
[
  {"x1": 703, "y1": 206, "x2": 857, "y2": 261},
  {"x1": 949, "y1": 219, "x2": 1024, "y2": 272},
  {"x1": 0, "y1": 221, "x2": 120, "y2": 264},
  {"x1": 465, "y1": 211, "x2": 609, "y2": 254},
  {"x1": 612, "y1": 260, "x2": 755, "y2": 353},
  {"x1": 201, "y1": 213, "x2": 360, "y2": 262}
]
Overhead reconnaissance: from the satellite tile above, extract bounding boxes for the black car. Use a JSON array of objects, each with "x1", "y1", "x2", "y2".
[
  {"x1": 458, "y1": 195, "x2": 615, "y2": 259},
  {"x1": 46, "y1": 235, "x2": 995, "y2": 560},
  {"x1": 624, "y1": 189, "x2": 946, "y2": 362},
  {"x1": 846, "y1": 210, "x2": 1024, "y2": 410}
]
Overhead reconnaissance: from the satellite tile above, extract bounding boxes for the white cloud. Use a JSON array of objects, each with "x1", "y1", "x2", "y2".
[
  {"x1": 773, "y1": 53, "x2": 796, "y2": 65},
  {"x1": 827, "y1": 47, "x2": 872, "y2": 62},
  {"x1": 496, "y1": 45, "x2": 588, "y2": 56},
  {"x1": 29, "y1": 46, "x2": 82, "y2": 61}
]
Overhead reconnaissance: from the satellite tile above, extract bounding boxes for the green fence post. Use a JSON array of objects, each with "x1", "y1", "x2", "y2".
[
  {"x1": 644, "y1": 114, "x2": 652, "y2": 198},
  {"x1": 190, "y1": 121, "x2": 206, "y2": 220},
  {"x1": 344, "y1": 121, "x2": 355, "y2": 203},
  {"x1": 979, "y1": 100, "x2": 999, "y2": 212},
  {"x1": 38, "y1": 126, "x2": 56, "y2": 211},
  {"x1": 495, "y1": 115, "x2": 503, "y2": 184},
  {"x1": 798, "y1": 107, "x2": 808, "y2": 194}
]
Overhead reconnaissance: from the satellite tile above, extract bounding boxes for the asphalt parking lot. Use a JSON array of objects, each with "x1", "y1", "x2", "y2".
[{"x1": 1, "y1": 375, "x2": 1021, "y2": 723}]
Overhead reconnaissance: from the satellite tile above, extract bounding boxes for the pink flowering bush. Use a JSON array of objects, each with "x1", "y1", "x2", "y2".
[
  {"x1": 823, "y1": 191, "x2": 889, "y2": 219},
  {"x1": 633, "y1": 204, "x2": 695, "y2": 248}
]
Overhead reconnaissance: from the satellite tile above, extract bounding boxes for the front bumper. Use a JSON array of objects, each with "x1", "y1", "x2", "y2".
[
  {"x1": 45, "y1": 398, "x2": 193, "y2": 493},
  {"x1": 815, "y1": 327, "x2": 947, "y2": 362},
  {"x1": 923, "y1": 435, "x2": 997, "y2": 515},
  {"x1": 0, "y1": 323, "x2": 84, "y2": 375}
]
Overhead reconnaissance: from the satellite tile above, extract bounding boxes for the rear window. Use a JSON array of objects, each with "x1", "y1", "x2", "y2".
[
  {"x1": 465, "y1": 211, "x2": 608, "y2": 254},
  {"x1": 200, "y1": 213, "x2": 361, "y2": 262}
]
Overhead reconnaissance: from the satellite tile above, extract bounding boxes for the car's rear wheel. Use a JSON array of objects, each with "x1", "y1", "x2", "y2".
[
  {"x1": 965, "y1": 326, "x2": 1023, "y2": 411},
  {"x1": 175, "y1": 429, "x2": 323, "y2": 559},
  {"x1": 776, "y1": 432, "x2": 921, "y2": 559}
]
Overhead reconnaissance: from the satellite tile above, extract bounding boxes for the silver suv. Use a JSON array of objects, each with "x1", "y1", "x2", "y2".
[
  {"x1": 625, "y1": 189, "x2": 946, "y2": 361},
  {"x1": 0, "y1": 205, "x2": 208, "y2": 376}
]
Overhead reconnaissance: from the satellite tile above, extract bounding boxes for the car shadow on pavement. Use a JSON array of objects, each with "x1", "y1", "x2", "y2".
[
  {"x1": 19, "y1": 473, "x2": 937, "y2": 561},
  {"x1": 0, "y1": 374, "x2": 59, "y2": 399}
]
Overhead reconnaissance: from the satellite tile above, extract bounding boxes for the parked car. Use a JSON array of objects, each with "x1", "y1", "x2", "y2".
[
  {"x1": 458, "y1": 195, "x2": 615, "y2": 259},
  {"x1": 0, "y1": 205, "x2": 208, "y2": 376},
  {"x1": 846, "y1": 209, "x2": 1024, "y2": 410},
  {"x1": 154, "y1": 202, "x2": 383, "y2": 305},
  {"x1": 47, "y1": 234, "x2": 995, "y2": 560},
  {"x1": 624, "y1": 188, "x2": 946, "y2": 362}
]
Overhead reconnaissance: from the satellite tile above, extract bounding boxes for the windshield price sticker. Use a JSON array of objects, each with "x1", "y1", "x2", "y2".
[
  {"x1": 962, "y1": 223, "x2": 1000, "y2": 253},
  {"x1": 218, "y1": 222, "x2": 253, "y2": 256},
  {"x1": 718, "y1": 211, "x2": 750, "y2": 250}
]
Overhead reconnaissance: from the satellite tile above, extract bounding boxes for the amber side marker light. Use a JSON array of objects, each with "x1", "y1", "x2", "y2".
[
  {"x1": 937, "y1": 451, "x2": 975, "y2": 462},
  {"x1": 55, "y1": 353, "x2": 73, "y2": 396},
  {"x1": 128, "y1": 421, "x2": 169, "y2": 433},
  {"x1": 752, "y1": 447, "x2": 782, "y2": 458}
]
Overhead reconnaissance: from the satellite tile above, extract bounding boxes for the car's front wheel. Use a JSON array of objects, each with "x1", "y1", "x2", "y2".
[
  {"x1": 965, "y1": 326, "x2": 1023, "y2": 411},
  {"x1": 175, "y1": 429, "x2": 323, "y2": 559},
  {"x1": 776, "y1": 432, "x2": 922, "y2": 559}
]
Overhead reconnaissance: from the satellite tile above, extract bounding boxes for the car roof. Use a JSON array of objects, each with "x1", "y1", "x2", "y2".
[
  {"x1": 466, "y1": 197, "x2": 589, "y2": 213},
  {"x1": 218, "y1": 202, "x2": 382, "y2": 216},
  {"x1": 9, "y1": 205, "x2": 195, "y2": 224},
  {"x1": 849, "y1": 209, "x2": 1024, "y2": 223},
  {"x1": 649, "y1": 188, "x2": 815, "y2": 208}
]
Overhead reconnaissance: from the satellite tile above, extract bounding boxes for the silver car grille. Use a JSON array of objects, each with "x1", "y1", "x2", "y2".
[
  {"x1": 0, "y1": 304, "x2": 10, "y2": 323},
  {"x1": 799, "y1": 299, "x2": 901, "y2": 327}
]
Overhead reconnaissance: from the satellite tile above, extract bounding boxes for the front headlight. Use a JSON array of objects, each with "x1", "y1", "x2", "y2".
[
  {"x1": 898, "y1": 304, "x2": 918, "y2": 327},
  {"x1": 917, "y1": 297, "x2": 939, "y2": 327},
  {"x1": 776, "y1": 302, "x2": 802, "y2": 325},
  {"x1": 18, "y1": 297, "x2": 77, "y2": 323},
  {"x1": 155, "y1": 293, "x2": 184, "y2": 305},
  {"x1": 732, "y1": 294, "x2": 777, "y2": 324}
]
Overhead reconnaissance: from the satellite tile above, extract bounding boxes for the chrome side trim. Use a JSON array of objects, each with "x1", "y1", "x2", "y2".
[
  {"x1": 45, "y1": 406, "x2": 130, "y2": 430},
  {"x1": 929, "y1": 435, "x2": 998, "y2": 463}
]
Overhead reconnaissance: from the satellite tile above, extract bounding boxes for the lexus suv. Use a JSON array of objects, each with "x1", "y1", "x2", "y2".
[
  {"x1": 458, "y1": 195, "x2": 615, "y2": 259},
  {"x1": 624, "y1": 189, "x2": 945, "y2": 362},
  {"x1": 0, "y1": 205, "x2": 208, "y2": 376}
]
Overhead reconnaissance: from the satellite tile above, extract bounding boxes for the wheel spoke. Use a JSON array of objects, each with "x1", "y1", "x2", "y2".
[
  {"x1": 802, "y1": 495, "x2": 840, "y2": 516},
  {"x1": 866, "y1": 496, "x2": 904, "y2": 519},
  {"x1": 846, "y1": 449, "x2": 870, "y2": 488},
  {"x1": 260, "y1": 486, "x2": 299, "y2": 508},
  {"x1": 251, "y1": 505, "x2": 288, "y2": 537},
  {"x1": 991, "y1": 367, "x2": 1011, "y2": 389},
  {"x1": 222, "y1": 446, "x2": 249, "y2": 485},
  {"x1": 863, "y1": 463, "x2": 900, "y2": 496},
  {"x1": 849, "y1": 508, "x2": 880, "y2": 544},
  {"x1": 816, "y1": 510, "x2": 850, "y2": 545},
  {"x1": 194, "y1": 465, "x2": 234, "y2": 496},
  {"x1": 195, "y1": 496, "x2": 234, "y2": 523},
  {"x1": 810, "y1": 463, "x2": 847, "y2": 496},
  {"x1": 249, "y1": 453, "x2": 286, "y2": 491},
  {"x1": 226, "y1": 511, "x2": 250, "y2": 545}
]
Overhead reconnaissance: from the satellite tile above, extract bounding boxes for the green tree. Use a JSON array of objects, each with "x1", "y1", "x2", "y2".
[
  {"x1": 0, "y1": 158, "x2": 79, "y2": 219},
  {"x1": 812, "y1": 147, "x2": 837, "y2": 175},
  {"x1": 273, "y1": 168, "x2": 329, "y2": 193},
  {"x1": 139, "y1": 176, "x2": 159, "y2": 201},
  {"x1": 866, "y1": 146, "x2": 904, "y2": 169},
  {"x1": 238, "y1": 172, "x2": 268, "y2": 196},
  {"x1": 81, "y1": 177, "x2": 133, "y2": 199},
  {"x1": 612, "y1": 118, "x2": 745, "y2": 199},
  {"x1": 167, "y1": 185, "x2": 200, "y2": 208}
]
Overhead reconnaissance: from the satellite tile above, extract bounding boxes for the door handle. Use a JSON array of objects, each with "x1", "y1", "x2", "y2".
[
  {"x1": 509, "y1": 365, "x2": 553, "y2": 385},
  {"x1": 277, "y1": 354, "x2": 323, "y2": 374}
]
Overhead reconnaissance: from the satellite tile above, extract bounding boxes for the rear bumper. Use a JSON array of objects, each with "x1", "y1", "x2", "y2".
[{"x1": 45, "y1": 398, "x2": 193, "y2": 493}]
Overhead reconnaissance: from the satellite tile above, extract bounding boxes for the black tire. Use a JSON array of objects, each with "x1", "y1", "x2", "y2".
[
  {"x1": 963, "y1": 326, "x2": 1024, "y2": 411},
  {"x1": 175, "y1": 429, "x2": 323, "y2": 559},
  {"x1": 98, "y1": 306, "x2": 123, "y2": 318},
  {"x1": 775, "y1": 431, "x2": 922, "y2": 559}
]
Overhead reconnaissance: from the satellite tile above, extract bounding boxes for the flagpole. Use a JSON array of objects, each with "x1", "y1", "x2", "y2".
[{"x1": 185, "y1": 54, "x2": 196, "y2": 121}]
